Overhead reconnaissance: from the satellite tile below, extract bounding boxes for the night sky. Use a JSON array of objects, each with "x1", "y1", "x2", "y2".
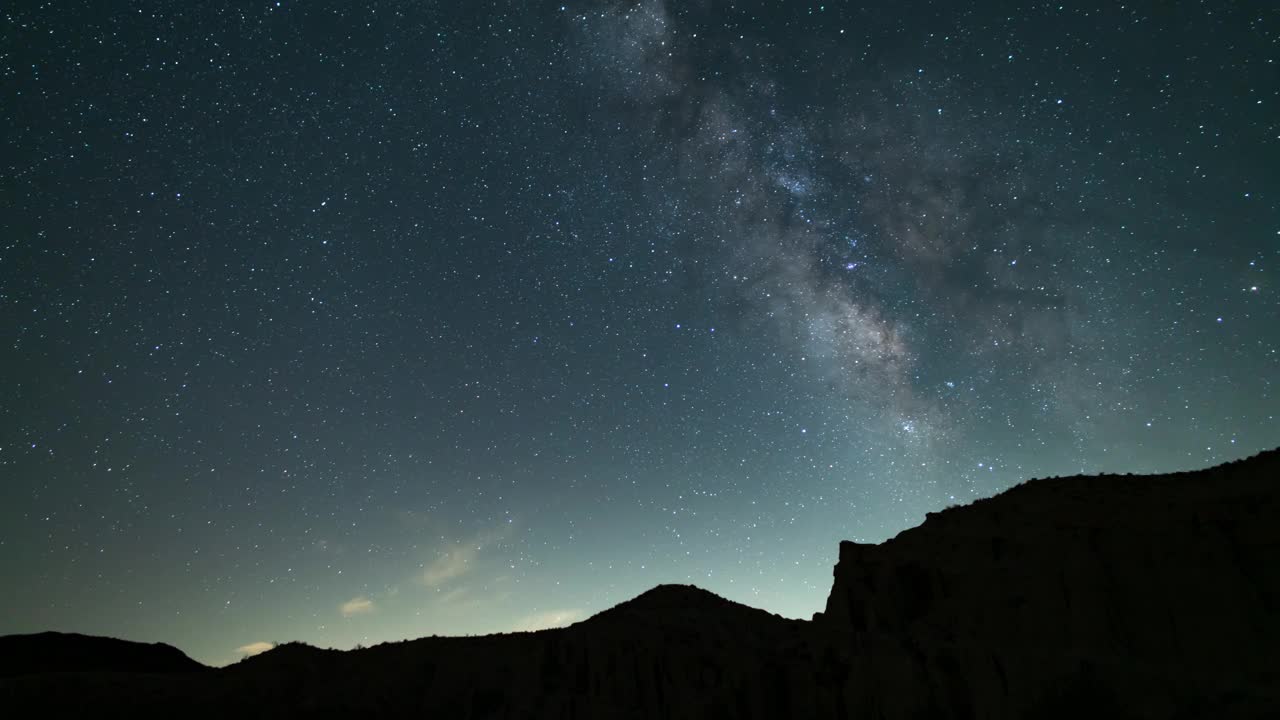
[{"x1": 2, "y1": 1, "x2": 1276, "y2": 666}]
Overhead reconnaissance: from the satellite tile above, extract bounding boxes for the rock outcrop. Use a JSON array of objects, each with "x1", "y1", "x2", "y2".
[{"x1": 815, "y1": 449, "x2": 1280, "y2": 717}]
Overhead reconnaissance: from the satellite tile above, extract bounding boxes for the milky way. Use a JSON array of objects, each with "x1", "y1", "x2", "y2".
[{"x1": 2, "y1": 1, "x2": 1276, "y2": 665}]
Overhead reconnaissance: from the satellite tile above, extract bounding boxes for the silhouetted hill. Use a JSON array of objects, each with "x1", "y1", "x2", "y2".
[
  {"x1": 590, "y1": 583, "x2": 748, "y2": 618},
  {"x1": 2, "y1": 450, "x2": 1278, "y2": 718},
  {"x1": 583, "y1": 583, "x2": 788, "y2": 630},
  {"x1": 0, "y1": 631, "x2": 206, "y2": 678}
]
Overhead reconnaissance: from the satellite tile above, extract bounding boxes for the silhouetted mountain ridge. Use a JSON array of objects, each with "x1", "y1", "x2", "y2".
[
  {"x1": 3, "y1": 449, "x2": 1278, "y2": 718},
  {"x1": 0, "y1": 631, "x2": 206, "y2": 679}
]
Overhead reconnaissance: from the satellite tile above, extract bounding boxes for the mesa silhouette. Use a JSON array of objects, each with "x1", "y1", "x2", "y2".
[{"x1": 3, "y1": 450, "x2": 1277, "y2": 718}]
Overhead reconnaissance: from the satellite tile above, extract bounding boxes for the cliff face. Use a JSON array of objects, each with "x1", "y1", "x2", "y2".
[
  {"x1": 3, "y1": 451, "x2": 1278, "y2": 718},
  {"x1": 816, "y1": 450, "x2": 1280, "y2": 717}
]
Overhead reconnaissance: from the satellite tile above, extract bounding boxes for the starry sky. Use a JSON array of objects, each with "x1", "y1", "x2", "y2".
[{"x1": 2, "y1": 0, "x2": 1276, "y2": 666}]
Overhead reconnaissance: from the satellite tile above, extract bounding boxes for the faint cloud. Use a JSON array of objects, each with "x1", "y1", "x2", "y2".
[
  {"x1": 512, "y1": 609, "x2": 583, "y2": 633},
  {"x1": 421, "y1": 544, "x2": 478, "y2": 587},
  {"x1": 436, "y1": 585, "x2": 471, "y2": 605},
  {"x1": 418, "y1": 524, "x2": 514, "y2": 588},
  {"x1": 340, "y1": 596, "x2": 375, "y2": 617},
  {"x1": 235, "y1": 641, "x2": 273, "y2": 657}
]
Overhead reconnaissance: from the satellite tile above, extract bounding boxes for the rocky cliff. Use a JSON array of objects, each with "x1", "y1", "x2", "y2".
[{"x1": 815, "y1": 449, "x2": 1280, "y2": 717}]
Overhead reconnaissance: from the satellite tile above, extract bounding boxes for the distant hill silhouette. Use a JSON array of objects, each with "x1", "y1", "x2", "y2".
[
  {"x1": 3, "y1": 450, "x2": 1278, "y2": 718},
  {"x1": 0, "y1": 631, "x2": 206, "y2": 678}
]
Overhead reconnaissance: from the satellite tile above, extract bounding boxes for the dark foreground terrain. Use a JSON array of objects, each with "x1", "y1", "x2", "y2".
[{"x1": 3, "y1": 450, "x2": 1278, "y2": 718}]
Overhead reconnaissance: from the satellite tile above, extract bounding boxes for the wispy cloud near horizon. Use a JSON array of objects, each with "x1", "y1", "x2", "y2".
[
  {"x1": 235, "y1": 641, "x2": 273, "y2": 657},
  {"x1": 340, "y1": 596, "x2": 375, "y2": 617},
  {"x1": 420, "y1": 543, "x2": 478, "y2": 587},
  {"x1": 418, "y1": 523, "x2": 514, "y2": 588}
]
